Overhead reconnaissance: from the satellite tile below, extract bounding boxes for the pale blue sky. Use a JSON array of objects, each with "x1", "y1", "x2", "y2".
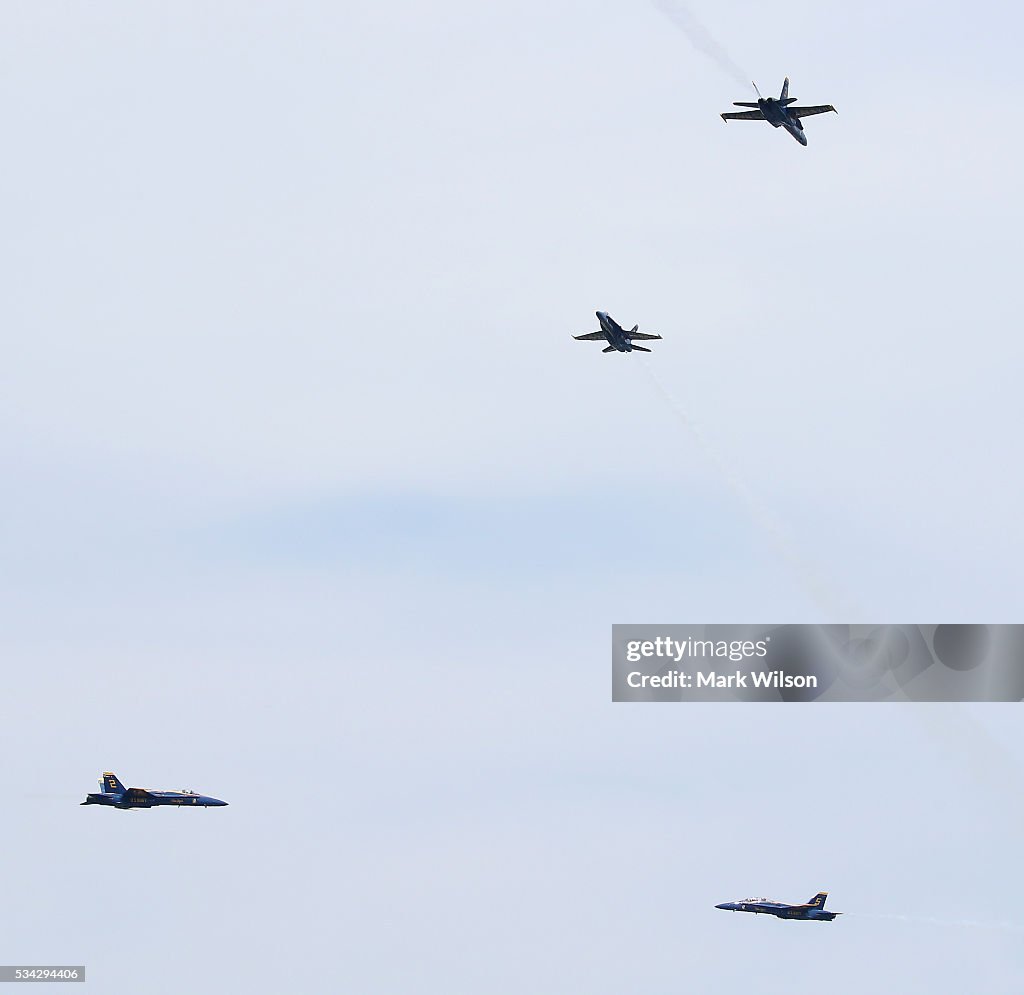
[{"x1": 2, "y1": 1, "x2": 1023, "y2": 991}]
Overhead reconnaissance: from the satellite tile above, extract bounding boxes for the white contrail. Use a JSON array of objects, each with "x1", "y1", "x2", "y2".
[
  {"x1": 639, "y1": 358, "x2": 853, "y2": 618},
  {"x1": 650, "y1": 0, "x2": 750, "y2": 88},
  {"x1": 847, "y1": 912, "x2": 1024, "y2": 934}
]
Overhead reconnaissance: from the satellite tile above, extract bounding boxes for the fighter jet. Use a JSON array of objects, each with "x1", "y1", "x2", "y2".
[
  {"x1": 573, "y1": 311, "x2": 662, "y2": 353},
  {"x1": 715, "y1": 892, "x2": 840, "y2": 921},
  {"x1": 80, "y1": 771, "x2": 228, "y2": 809},
  {"x1": 720, "y1": 78, "x2": 836, "y2": 146}
]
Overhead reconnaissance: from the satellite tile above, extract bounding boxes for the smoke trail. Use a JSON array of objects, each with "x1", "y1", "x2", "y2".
[
  {"x1": 847, "y1": 912, "x2": 1024, "y2": 934},
  {"x1": 906, "y1": 703, "x2": 1024, "y2": 835},
  {"x1": 640, "y1": 353, "x2": 1024, "y2": 868},
  {"x1": 651, "y1": 0, "x2": 750, "y2": 88},
  {"x1": 639, "y1": 358, "x2": 854, "y2": 618}
]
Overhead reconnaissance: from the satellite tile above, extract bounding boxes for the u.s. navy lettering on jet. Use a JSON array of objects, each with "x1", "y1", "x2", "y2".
[
  {"x1": 573, "y1": 311, "x2": 662, "y2": 353},
  {"x1": 80, "y1": 772, "x2": 228, "y2": 809},
  {"x1": 720, "y1": 77, "x2": 836, "y2": 146}
]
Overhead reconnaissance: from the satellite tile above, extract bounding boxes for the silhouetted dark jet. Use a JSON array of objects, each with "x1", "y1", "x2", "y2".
[
  {"x1": 715, "y1": 892, "x2": 840, "y2": 921},
  {"x1": 573, "y1": 311, "x2": 662, "y2": 353},
  {"x1": 80, "y1": 771, "x2": 228, "y2": 809},
  {"x1": 720, "y1": 78, "x2": 836, "y2": 146}
]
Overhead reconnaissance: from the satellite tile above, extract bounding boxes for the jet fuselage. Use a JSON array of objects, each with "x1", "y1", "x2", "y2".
[
  {"x1": 715, "y1": 895, "x2": 840, "y2": 921},
  {"x1": 81, "y1": 791, "x2": 228, "y2": 809},
  {"x1": 757, "y1": 98, "x2": 808, "y2": 146},
  {"x1": 81, "y1": 773, "x2": 227, "y2": 809},
  {"x1": 596, "y1": 311, "x2": 633, "y2": 352}
]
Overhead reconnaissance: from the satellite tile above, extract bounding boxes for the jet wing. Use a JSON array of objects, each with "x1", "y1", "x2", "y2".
[
  {"x1": 573, "y1": 332, "x2": 607, "y2": 340},
  {"x1": 720, "y1": 110, "x2": 765, "y2": 121},
  {"x1": 629, "y1": 333, "x2": 662, "y2": 340},
  {"x1": 789, "y1": 105, "x2": 836, "y2": 118}
]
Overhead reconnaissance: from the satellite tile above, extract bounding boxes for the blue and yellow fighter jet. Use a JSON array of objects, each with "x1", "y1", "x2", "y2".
[
  {"x1": 720, "y1": 78, "x2": 836, "y2": 146},
  {"x1": 715, "y1": 892, "x2": 840, "y2": 921},
  {"x1": 80, "y1": 772, "x2": 228, "y2": 809},
  {"x1": 573, "y1": 311, "x2": 662, "y2": 354}
]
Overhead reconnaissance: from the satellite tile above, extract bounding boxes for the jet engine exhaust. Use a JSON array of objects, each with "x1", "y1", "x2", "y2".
[
  {"x1": 638, "y1": 357, "x2": 852, "y2": 618},
  {"x1": 650, "y1": 0, "x2": 750, "y2": 88},
  {"x1": 846, "y1": 912, "x2": 1024, "y2": 934}
]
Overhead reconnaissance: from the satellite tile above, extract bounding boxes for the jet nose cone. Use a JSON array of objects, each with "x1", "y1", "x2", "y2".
[{"x1": 715, "y1": 903, "x2": 729, "y2": 910}]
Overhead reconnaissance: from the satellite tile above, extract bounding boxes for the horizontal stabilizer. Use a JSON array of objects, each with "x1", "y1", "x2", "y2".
[
  {"x1": 733, "y1": 101, "x2": 760, "y2": 108},
  {"x1": 602, "y1": 346, "x2": 617, "y2": 353},
  {"x1": 630, "y1": 345, "x2": 652, "y2": 353}
]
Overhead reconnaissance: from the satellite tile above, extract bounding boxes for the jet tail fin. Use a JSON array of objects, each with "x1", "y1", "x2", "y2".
[
  {"x1": 100, "y1": 772, "x2": 126, "y2": 794},
  {"x1": 780, "y1": 77, "x2": 790, "y2": 101},
  {"x1": 629, "y1": 325, "x2": 638, "y2": 334},
  {"x1": 806, "y1": 892, "x2": 828, "y2": 909}
]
